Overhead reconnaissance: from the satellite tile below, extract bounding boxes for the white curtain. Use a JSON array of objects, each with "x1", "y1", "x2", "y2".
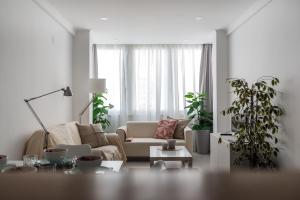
[{"x1": 95, "y1": 44, "x2": 202, "y2": 131}]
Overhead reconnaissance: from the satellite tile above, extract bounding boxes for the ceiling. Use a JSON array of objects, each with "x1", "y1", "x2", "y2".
[{"x1": 43, "y1": 0, "x2": 257, "y2": 44}]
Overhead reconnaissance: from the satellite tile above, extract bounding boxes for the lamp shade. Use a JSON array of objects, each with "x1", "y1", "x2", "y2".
[
  {"x1": 63, "y1": 86, "x2": 72, "y2": 96},
  {"x1": 89, "y1": 79, "x2": 106, "y2": 93}
]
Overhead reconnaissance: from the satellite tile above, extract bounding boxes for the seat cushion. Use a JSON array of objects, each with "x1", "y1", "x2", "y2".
[
  {"x1": 130, "y1": 138, "x2": 185, "y2": 144},
  {"x1": 124, "y1": 138, "x2": 185, "y2": 157},
  {"x1": 91, "y1": 145, "x2": 122, "y2": 160}
]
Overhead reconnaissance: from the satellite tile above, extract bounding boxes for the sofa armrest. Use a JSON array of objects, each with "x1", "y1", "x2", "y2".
[
  {"x1": 116, "y1": 126, "x2": 127, "y2": 143},
  {"x1": 105, "y1": 133, "x2": 127, "y2": 162},
  {"x1": 184, "y1": 127, "x2": 193, "y2": 154}
]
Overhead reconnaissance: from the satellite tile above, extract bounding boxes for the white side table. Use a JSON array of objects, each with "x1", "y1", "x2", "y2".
[{"x1": 210, "y1": 133, "x2": 236, "y2": 171}]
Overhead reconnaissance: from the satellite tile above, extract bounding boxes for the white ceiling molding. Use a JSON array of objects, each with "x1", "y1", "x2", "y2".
[
  {"x1": 32, "y1": 0, "x2": 75, "y2": 35},
  {"x1": 226, "y1": 0, "x2": 273, "y2": 35}
]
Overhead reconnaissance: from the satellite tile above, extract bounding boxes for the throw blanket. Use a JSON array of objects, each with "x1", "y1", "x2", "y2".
[{"x1": 24, "y1": 131, "x2": 127, "y2": 162}]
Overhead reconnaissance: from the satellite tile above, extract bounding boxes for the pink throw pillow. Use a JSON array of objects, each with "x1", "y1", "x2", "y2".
[{"x1": 154, "y1": 119, "x2": 178, "y2": 139}]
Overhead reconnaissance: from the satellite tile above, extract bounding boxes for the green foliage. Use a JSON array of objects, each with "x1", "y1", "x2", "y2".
[
  {"x1": 93, "y1": 93, "x2": 113, "y2": 130},
  {"x1": 222, "y1": 77, "x2": 283, "y2": 168},
  {"x1": 185, "y1": 92, "x2": 213, "y2": 131}
]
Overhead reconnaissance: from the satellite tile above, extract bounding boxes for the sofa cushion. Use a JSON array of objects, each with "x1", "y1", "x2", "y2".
[
  {"x1": 167, "y1": 116, "x2": 191, "y2": 139},
  {"x1": 48, "y1": 123, "x2": 77, "y2": 145},
  {"x1": 64, "y1": 121, "x2": 82, "y2": 145},
  {"x1": 92, "y1": 145, "x2": 122, "y2": 160},
  {"x1": 127, "y1": 121, "x2": 158, "y2": 138},
  {"x1": 154, "y1": 119, "x2": 178, "y2": 139},
  {"x1": 129, "y1": 138, "x2": 185, "y2": 144},
  {"x1": 76, "y1": 124, "x2": 109, "y2": 148},
  {"x1": 124, "y1": 138, "x2": 185, "y2": 157}
]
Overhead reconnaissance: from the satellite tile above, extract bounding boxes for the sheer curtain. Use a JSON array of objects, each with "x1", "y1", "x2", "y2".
[{"x1": 95, "y1": 44, "x2": 202, "y2": 131}]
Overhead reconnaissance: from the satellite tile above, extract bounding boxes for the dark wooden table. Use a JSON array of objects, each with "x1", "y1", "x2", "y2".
[{"x1": 1, "y1": 170, "x2": 300, "y2": 200}]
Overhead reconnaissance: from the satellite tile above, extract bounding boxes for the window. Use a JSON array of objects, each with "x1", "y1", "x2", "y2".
[{"x1": 95, "y1": 45, "x2": 202, "y2": 130}]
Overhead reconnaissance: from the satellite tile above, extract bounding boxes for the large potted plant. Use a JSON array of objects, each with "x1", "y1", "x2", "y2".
[
  {"x1": 185, "y1": 92, "x2": 213, "y2": 154},
  {"x1": 222, "y1": 77, "x2": 283, "y2": 168},
  {"x1": 93, "y1": 93, "x2": 113, "y2": 130}
]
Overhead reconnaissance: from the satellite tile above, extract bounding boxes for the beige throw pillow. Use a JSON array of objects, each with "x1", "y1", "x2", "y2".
[
  {"x1": 167, "y1": 116, "x2": 191, "y2": 139},
  {"x1": 76, "y1": 124, "x2": 109, "y2": 148}
]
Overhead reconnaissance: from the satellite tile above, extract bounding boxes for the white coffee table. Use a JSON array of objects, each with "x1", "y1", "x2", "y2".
[{"x1": 149, "y1": 146, "x2": 193, "y2": 168}]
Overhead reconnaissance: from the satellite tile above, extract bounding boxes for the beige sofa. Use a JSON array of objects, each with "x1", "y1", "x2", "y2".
[
  {"x1": 24, "y1": 121, "x2": 126, "y2": 162},
  {"x1": 117, "y1": 121, "x2": 193, "y2": 158}
]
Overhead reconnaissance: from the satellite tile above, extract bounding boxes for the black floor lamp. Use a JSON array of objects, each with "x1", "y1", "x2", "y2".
[{"x1": 24, "y1": 87, "x2": 72, "y2": 149}]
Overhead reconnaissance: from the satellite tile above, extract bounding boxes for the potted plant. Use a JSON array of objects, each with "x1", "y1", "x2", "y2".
[
  {"x1": 93, "y1": 93, "x2": 114, "y2": 130},
  {"x1": 222, "y1": 77, "x2": 283, "y2": 169},
  {"x1": 185, "y1": 92, "x2": 213, "y2": 154}
]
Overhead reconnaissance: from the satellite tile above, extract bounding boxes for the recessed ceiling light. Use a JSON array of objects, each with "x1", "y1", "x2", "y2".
[
  {"x1": 100, "y1": 17, "x2": 109, "y2": 21},
  {"x1": 195, "y1": 17, "x2": 204, "y2": 21}
]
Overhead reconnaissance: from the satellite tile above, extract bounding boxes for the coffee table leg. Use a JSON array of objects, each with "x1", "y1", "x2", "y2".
[
  {"x1": 182, "y1": 161, "x2": 186, "y2": 168},
  {"x1": 188, "y1": 159, "x2": 193, "y2": 168},
  {"x1": 150, "y1": 159, "x2": 154, "y2": 167}
]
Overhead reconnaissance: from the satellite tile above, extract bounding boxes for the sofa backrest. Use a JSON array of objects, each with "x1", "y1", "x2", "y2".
[
  {"x1": 127, "y1": 121, "x2": 158, "y2": 138},
  {"x1": 48, "y1": 121, "x2": 82, "y2": 145}
]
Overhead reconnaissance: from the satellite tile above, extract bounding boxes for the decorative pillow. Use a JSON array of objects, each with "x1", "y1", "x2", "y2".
[
  {"x1": 76, "y1": 124, "x2": 109, "y2": 148},
  {"x1": 91, "y1": 124, "x2": 109, "y2": 147},
  {"x1": 154, "y1": 119, "x2": 178, "y2": 139},
  {"x1": 167, "y1": 116, "x2": 191, "y2": 139}
]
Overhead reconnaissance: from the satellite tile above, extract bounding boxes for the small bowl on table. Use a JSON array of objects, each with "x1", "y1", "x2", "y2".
[
  {"x1": 43, "y1": 148, "x2": 68, "y2": 164},
  {"x1": 0, "y1": 155, "x2": 7, "y2": 166},
  {"x1": 76, "y1": 155, "x2": 102, "y2": 169}
]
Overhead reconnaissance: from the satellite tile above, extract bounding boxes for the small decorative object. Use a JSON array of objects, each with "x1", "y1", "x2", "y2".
[
  {"x1": 167, "y1": 139, "x2": 176, "y2": 150},
  {"x1": 222, "y1": 77, "x2": 283, "y2": 168},
  {"x1": 76, "y1": 155, "x2": 102, "y2": 169},
  {"x1": 0, "y1": 155, "x2": 7, "y2": 166},
  {"x1": 162, "y1": 142, "x2": 168, "y2": 150},
  {"x1": 23, "y1": 154, "x2": 38, "y2": 167},
  {"x1": 43, "y1": 148, "x2": 68, "y2": 164},
  {"x1": 185, "y1": 92, "x2": 213, "y2": 154}
]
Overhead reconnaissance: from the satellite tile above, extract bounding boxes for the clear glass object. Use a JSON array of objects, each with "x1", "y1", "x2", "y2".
[{"x1": 23, "y1": 154, "x2": 38, "y2": 167}]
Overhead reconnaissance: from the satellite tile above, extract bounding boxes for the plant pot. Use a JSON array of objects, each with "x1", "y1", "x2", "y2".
[{"x1": 193, "y1": 130, "x2": 210, "y2": 154}]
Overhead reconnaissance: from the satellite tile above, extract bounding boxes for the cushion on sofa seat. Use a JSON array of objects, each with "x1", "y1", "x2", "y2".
[
  {"x1": 124, "y1": 138, "x2": 186, "y2": 157},
  {"x1": 92, "y1": 145, "x2": 122, "y2": 160},
  {"x1": 129, "y1": 138, "x2": 185, "y2": 144}
]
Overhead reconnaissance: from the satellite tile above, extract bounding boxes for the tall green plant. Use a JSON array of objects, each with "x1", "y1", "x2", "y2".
[
  {"x1": 222, "y1": 77, "x2": 283, "y2": 168},
  {"x1": 93, "y1": 93, "x2": 113, "y2": 130},
  {"x1": 185, "y1": 92, "x2": 213, "y2": 131}
]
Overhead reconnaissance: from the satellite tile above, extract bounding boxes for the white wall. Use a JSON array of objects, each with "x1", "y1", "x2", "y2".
[
  {"x1": 72, "y1": 30, "x2": 91, "y2": 123},
  {"x1": 212, "y1": 30, "x2": 231, "y2": 133},
  {"x1": 228, "y1": 0, "x2": 300, "y2": 168},
  {"x1": 0, "y1": 0, "x2": 73, "y2": 159}
]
